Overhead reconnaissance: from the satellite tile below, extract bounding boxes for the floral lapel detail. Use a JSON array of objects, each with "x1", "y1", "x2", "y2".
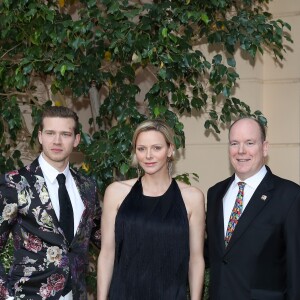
[
  {"x1": 19, "y1": 160, "x2": 61, "y2": 235},
  {"x1": 71, "y1": 170, "x2": 91, "y2": 234}
]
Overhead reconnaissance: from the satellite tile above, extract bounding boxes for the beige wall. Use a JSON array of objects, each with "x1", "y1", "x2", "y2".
[{"x1": 175, "y1": 0, "x2": 300, "y2": 197}]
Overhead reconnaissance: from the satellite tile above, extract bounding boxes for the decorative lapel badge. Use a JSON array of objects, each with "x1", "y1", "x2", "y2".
[{"x1": 261, "y1": 195, "x2": 267, "y2": 201}]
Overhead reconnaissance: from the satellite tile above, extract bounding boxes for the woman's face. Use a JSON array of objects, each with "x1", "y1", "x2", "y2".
[{"x1": 135, "y1": 130, "x2": 173, "y2": 176}]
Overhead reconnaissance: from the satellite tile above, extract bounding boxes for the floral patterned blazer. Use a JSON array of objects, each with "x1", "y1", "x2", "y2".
[{"x1": 0, "y1": 158, "x2": 101, "y2": 300}]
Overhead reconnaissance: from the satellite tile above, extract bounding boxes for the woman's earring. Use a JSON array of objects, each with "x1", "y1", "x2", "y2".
[
  {"x1": 167, "y1": 159, "x2": 173, "y2": 177},
  {"x1": 137, "y1": 165, "x2": 142, "y2": 178}
]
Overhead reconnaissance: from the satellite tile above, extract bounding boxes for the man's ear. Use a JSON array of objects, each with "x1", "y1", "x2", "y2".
[
  {"x1": 263, "y1": 141, "x2": 269, "y2": 157},
  {"x1": 38, "y1": 131, "x2": 42, "y2": 145},
  {"x1": 73, "y1": 133, "x2": 81, "y2": 148}
]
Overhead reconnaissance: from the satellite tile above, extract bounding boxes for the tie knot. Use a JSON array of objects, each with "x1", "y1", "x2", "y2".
[
  {"x1": 57, "y1": 173, "x2": 66, "y2": 185},
  {"x1": 238, "y1": 181, "x2": 246, "y2": 190}
]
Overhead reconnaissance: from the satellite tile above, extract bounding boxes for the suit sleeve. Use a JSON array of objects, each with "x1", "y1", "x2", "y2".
[
  {"x1": 285, "y1": 188, "x2": 300, "y2": 300},
  {"x1": 90, "y1": 184, "x2": 101, "y2": 249},
  {"x1": 0, "y1": 174, "x2": 18, "y2": 298}
]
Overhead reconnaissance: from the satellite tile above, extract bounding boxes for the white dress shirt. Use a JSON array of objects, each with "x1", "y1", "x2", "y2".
[
  {"x1": 38, "y1": 153, "x2": 85, "y2": 300},
  {"x1": 223, "y1": 165, "x2": 267, "y2": 236}
]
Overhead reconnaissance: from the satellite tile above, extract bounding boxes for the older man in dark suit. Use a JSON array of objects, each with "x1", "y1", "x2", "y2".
[
  {"x1": 206, "y1": 117, "x2": 300, "y2": 300},
  {"x1": 0, "y1": 106, "x2": 101, "y2": 299}
]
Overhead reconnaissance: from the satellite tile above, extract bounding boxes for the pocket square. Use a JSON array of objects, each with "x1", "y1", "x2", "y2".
[{"x1": 261, "y1": 195, "x2": 267, "y2": 201}]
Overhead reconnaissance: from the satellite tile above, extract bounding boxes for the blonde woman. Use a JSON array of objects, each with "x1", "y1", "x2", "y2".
[{"x1": 97, "y1": 119, "x2": 205, "y2": 300}]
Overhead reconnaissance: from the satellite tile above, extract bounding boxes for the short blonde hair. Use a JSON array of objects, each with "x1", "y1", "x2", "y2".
[{"x1": 131, "y1": 119, "x2": 175, "y2": 167}]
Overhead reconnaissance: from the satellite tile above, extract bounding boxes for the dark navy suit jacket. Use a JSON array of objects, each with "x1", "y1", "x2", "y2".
[{"x1": 206, "y1": 166, "x2": 300, "y2": 300}]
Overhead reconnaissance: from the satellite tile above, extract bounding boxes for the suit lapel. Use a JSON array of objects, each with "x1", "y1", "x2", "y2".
[
  {"x1": 71, "y1": 170, "x2": 88, "y2": 209},
  {"x1": 213, "y1": 177, "x2": 234, "y2": 253},
  {"x1": 70, "y1": 169, "x2": 89, "y2": 237},
  {"x1": 27, "y1": 158, "x2": 62, "y2": 234},
  {"x1": 225, "y1": 170, "x2": 274, "y2": 253}
]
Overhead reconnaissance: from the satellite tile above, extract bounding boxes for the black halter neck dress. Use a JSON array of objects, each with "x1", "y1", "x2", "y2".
[{"x1": 109, "y1": 178, "x2": 189, "y2": 300}]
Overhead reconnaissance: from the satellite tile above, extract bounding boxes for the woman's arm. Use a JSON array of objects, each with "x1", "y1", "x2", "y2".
[
  {"x1": 186, "y1": 187, "x2": 206, "y2": 300},
  {"x1": 97, "y1": 183, "x2": 119, "y2": 300}
]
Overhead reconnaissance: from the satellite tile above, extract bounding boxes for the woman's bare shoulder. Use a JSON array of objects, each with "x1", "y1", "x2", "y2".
[
  {"x1": 176, "y1": 180, "x2": 204, "y2": 198},
  {"x1": 176, "y1": 180, "x2": 205, "y2": 208},
  {"x1": 175, "y1": 180, "x2": 205, "y2": 217},
  {"x1": 104, "y1": 178, "x2": 138, "y2": 203}
]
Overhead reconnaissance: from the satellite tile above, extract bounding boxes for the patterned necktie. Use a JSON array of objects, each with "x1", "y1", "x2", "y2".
[
  {"x1": 224, "y1": 182, "x2": 246, "y2": 247},
  {"x1": 57, "y1": 173, "x2": 74, "y2": 244}
]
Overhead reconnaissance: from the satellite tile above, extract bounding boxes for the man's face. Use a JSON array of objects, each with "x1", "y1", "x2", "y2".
[
  {"x1": 229, "y1": 119, "x2": 268, "y2": 180},
  {"x1": 38, "y1": 117, "x2": 80, "y2": 171}
]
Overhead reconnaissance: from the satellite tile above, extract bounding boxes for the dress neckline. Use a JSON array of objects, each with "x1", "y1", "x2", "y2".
[{"x1": 140, "y1": 177, "x2": 174, "y2": 199}]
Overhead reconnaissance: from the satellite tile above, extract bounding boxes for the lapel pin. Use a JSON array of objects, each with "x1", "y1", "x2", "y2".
[{"x1": 261, "y1": 195, "x2": 267, "y2": 201}]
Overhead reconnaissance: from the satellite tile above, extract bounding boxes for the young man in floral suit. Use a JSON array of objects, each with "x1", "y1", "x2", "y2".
[{"x1": 0, "y1": 106, "x2": 101, "y2": 300}]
